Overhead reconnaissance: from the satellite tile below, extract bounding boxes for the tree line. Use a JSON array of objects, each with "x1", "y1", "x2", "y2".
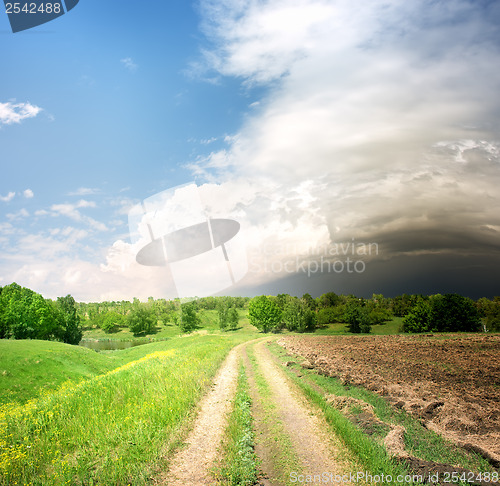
[
  {"x1": 1, "y1": 282, "x2": 499, "y2": 343},
  {"x1": 248, "y1": 292, "x2": 500, "y2": 334},
  {"x1": 0, "y1": 283, "x2": 82, "y2": 344}
]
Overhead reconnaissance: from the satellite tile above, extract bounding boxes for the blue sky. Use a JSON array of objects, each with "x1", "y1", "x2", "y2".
[{"x1": 1, "y1": 0, "x2": 500, "y2": 301}]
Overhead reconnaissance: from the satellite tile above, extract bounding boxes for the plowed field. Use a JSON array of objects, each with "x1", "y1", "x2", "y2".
[{"x1": 278, "y1": 334, "x2": 500, "y2": 465}]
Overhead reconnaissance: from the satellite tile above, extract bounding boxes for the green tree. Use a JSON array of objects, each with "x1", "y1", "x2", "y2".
[
  {"x1": 127, "y1": 304, "x2": 156, "y2": 336},
  {"x1": 57, "y1": 295, "x2": 83, "y2": 344},
  {"x1": 343, "y1": 300, "x2": 371, "y2": 333},
  {"x1": 402, "y1": 300, "x2": 432, "y2": 333},
  {"x1": 283, "y1": 296, "x2": 316, "y2": 332},
  {"x1": 301, "y1": 293, "x2": 317, "y2": 311},
  {"x1": 100, "y1": 311, "x2": 125, "y2": 334},
  {"x1": 217, "y1": 297, "x2": 238, "y2": 331},
  {"x1": 477, "y1": 297, "x2": 500, "y2": 332},
  {"x1": 318, "y1": 292, "x2": 341, "y2": 308},
  {"x1": 430, "y1": 294, "x2": 481, "y2": 332},
  {"x1": 248, "y1": 296, "x2": 282, "y2": 333},
  {"x1": 179, "y1": 302, "x2": 200, "y2": 333},
  {"x1": 228, "y1": 307, "x2": 239, "y2": 330}
]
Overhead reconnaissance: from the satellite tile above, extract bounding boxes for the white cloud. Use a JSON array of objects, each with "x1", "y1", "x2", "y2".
[
  {"x1": 23, "y1": 189, "x2": 34, "y2": 199},
  {"x1": 6, "y1": 208, "x2": 29, "y2": 221},
  {"x1": 0, "y1": 101, "x2": 42, "y2": 125},
  {"x1": 50, "y1": 199, "x2": 97, "y2": 220},
  {"x1": 67, "y1": 187, "x2": 100, "y2": 196},
  {"x1": 48, "y1": 199, "x2": 107, "y2": 232},
  {"x1": 0, "y1": 192, "x2": 15, "y2": 202},
  {"x1": 120, "y1": 57, "x2": 138, "y2": 72}
]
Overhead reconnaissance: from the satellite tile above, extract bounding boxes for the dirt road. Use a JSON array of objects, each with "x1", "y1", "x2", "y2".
[{"x1": 161, "y1": 338, "x2": 351, "y2": 485}]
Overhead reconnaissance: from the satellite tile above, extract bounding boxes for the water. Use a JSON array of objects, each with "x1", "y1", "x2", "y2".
[{"x1": 79, "y1": 340, "x2": 147, "y2": 351}]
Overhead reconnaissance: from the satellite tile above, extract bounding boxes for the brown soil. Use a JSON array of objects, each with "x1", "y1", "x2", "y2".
[{"x1": 277, "y1": 334, "x2": 500, "y2": 466}]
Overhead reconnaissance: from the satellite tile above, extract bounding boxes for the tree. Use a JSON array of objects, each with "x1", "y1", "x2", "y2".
[
  {"x1": 217, "y1": 297, "x2": 239, "y2": 331},
  {"x1": 99, "y1": 311, "x2": 125, "y2": 334},
  {"x1": 57, "y1": 295, "x2": 83, "y2": 344},
  {"x1": 318, "y1": 292, "x2": 340, "y2": 308},
  {"x1": 402, "y1": 300, "x2": 432, "y2": 333},
  {"x1": 430, "y1": 294, "x2": 481, "y2": 332},
  {"x1": 301, "y1": 293, "x2": 317, "y2": 311},
  {"x1": 248, "y1": 296, "x2": 282, "y2": 333},
  {"x1": 228, "y1": 307, "x2": 239, "y2": 330},
  {"x1": 217, "y1": 299, "x2": 230, "y2": 331},
  {"x1": 403, "y1": 294, "x2": 481, "y2": 333},
  {"x1": 317, "y1": 306, "x2": 345, "y2": 325},
  {"x1": 127, "y1": 304, "x2": 156, "y2": 336},
  {"x1": 179, "y1": 302, "x2": 200, "y2": 333},
  {"x1": 283, "y1": 296, "x2": 316, "y2": 332},
  {"x1": 477, "y1": 297, "x2": 500, "y2": 332},
  {"x1": 343, "y1": 300, "x2": 371, "y2": 333}
]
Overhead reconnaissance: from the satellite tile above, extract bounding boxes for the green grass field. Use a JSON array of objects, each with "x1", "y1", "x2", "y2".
[
  {"x1": 0, "y1": 334, "x2": 250, "y2": 485},
  {"x1": 313, "y1": 317, "x2": 404, "y2": 335}
]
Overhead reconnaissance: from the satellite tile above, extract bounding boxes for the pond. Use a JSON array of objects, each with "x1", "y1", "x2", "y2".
[{"x1": 79, "y1": 340, "x2": 148, "y2": 351}]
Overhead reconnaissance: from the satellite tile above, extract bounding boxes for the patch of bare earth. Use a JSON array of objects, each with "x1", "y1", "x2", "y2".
[
  {"x1": 247, "y1": 340, "x2": 354, "y2": 485},
  {"x1": 157, "y1": 343, "x2": 244, "y2": 486},
  {"x1": 278, "y1": 334, "x2": 500, "y2": 467}
]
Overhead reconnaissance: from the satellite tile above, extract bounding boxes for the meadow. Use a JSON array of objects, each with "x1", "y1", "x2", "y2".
[{"x1": 0, "y1": 332, "x2": 253, "y2": 485}]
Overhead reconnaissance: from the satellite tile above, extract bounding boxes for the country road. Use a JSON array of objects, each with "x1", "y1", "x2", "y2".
[{"x1": 159, "y1": 338, "x2": 354, "y2": 485}]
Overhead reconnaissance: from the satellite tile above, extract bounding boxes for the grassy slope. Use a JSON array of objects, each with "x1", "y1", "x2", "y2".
[{"x1": 0, "y1": 340, "x2": 122, "y2": 406}]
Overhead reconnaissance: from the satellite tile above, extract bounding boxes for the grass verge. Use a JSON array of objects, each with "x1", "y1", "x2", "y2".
[
  {"x1": 213, "y1": 363, "x2": 258, "y2": 486},
  {"x1": 0, "y1": 335, "x2": 236, "y2": 485}
]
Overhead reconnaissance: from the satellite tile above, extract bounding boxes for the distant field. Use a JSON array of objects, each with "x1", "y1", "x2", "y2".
[
  {"x1": 312, "y1": 317, "x2": 404, "y2": 335},
  {"x1": 80, "y1": 308, "x2": 251, "y2": 341}
]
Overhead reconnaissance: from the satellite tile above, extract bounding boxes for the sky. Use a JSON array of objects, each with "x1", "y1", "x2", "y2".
[{"x1": 1, "y1": 0, "x2": 499, "y2": 302}]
